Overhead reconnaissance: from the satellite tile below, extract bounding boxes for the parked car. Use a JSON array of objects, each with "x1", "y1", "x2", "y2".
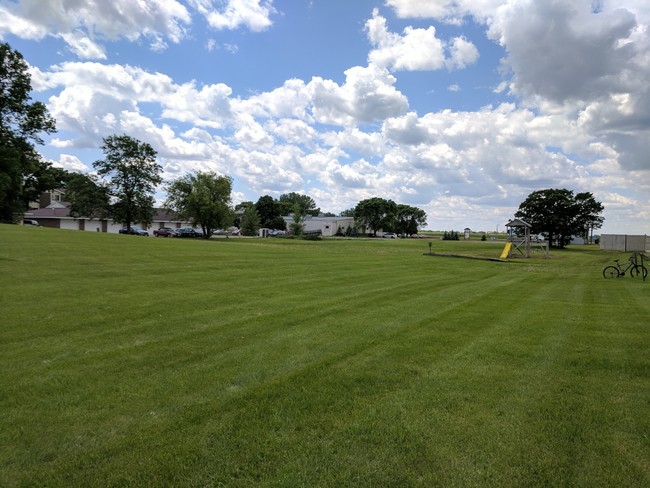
[
  {"x1": 383, "y1": 232, "x2": 398, "y2": 239},
  {"x1": 213, "y1": 226, "x2": 240, "y2": 236},
  {"x1": 119, "y1": 226, "x2": 149, "y2": 236},
  {"x1": 176, "y1": 227, "x2": 203, "y2": 238},
  {"x1": 23, "y1": 219, "x2": 40, "y2": 226},
  {"x1": 153, "y1": 227, "x2": 178, "y2": 237}
]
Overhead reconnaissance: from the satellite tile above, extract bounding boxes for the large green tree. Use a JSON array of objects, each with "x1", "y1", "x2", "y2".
[
  {"x1": 354, "y1": 197, "x2": 397, "y2": 236},
  {"x1": 255, "y1": 195, "x2": 285, "y2": 230},
  {"x1": 65, "y1": 172, "x2": 111, "y2": 220},
  {"x1": 22, "y1": 160, "x2": 69, "y2": 207},
  {"x1": 573, "y1": 191, "x2": 605, "y2": 241},
  {"x1": 395, "y1": 204, "x2": 427, "y2": 236},
  {"x1": 515, "y1": 188, "x2": 604, "y2": 248},
  {"x1": 94, "y1": 134, "x2": 162, "y2": 230},
  {"x1": 0, "y1": 43, "x2": 57, "y2": 222},
  {"x1": 288, "y1": 203, "x2": 306, "y2": 236},
  {"x1": 239, "y1": 204, "x2": 260, "y2": 236},
  {"x1": 165, "y1": 171, "x2": 233, "y2": 238},
  {"x1": 233, "y1": 200, "x2": 254, "y2": 228},
  {"x1": 279, "y1": 192, "x2": 319, "y2": 217}
]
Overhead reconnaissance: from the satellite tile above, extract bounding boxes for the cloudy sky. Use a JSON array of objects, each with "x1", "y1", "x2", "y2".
[{"x1": 1, "y1": 0, "x2": 649, "y2": 233}]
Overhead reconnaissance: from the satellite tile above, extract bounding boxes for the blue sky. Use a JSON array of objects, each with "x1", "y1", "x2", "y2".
[{"x1": 1, "y1": 0, "x2": 648, "y2": 233}]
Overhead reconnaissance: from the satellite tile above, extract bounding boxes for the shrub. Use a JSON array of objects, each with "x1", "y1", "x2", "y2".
[{"x1": 442, "y1": 230, "x2": 460, "y2": 240}]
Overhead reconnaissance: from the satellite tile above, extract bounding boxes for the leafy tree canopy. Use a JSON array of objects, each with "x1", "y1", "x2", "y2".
[
  {"x1": 255, "y1": 195, "x2": 285, "y2": 230},
  {"x1": 94, "y1": 134, "x2": 162, "y2": 230},
  {"x1": 288, "y1": 203, "x2": 306, "y2": 236},
  {"x1": 65, "y1": 172, "x2": 111, "y2": 220},
  {"x1": 278, "y1": 192, "x2": 320, "y2": 217},
  {"x1": 233, "y1": 200, "x2": 254, "y2": 228},
  {"x1": 515, "y1": 188, "x2": 604, "y2": 248},
  {"x1": 0, "y1": 42, "x2": 57, "y2": 222},
  {"x1": 354, "y1": 197, "x2": 397, "y2": 236},
  {"x1": 22, "y1": 161, "x2": 69, "y2": 206},
  {"x1": 235, "y1": 201, "x2": 255, "y2": 212},
  {"x1": 0, "y1": 43, "x2": 56, "y2": 146},
  {"x1": 240, "y1": 204, "x2": 260, "y2": 236},
  {"x1": 165, "y1": 171, "x2": 233, "y2": 238},
  {"x1": 395, "y1": 204, "x2": 427, "y2": 236}
]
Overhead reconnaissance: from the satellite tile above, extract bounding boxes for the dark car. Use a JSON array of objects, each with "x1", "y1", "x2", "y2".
[
  {"x1": 153, "y1": 227, "x2": 178, "y2": 237},
  {"x1": 176, "y1": 227, "x2": 204, "y2": 238},
  {"x1": 119, "y1": 226, "x2": 149, "y2": 236}
]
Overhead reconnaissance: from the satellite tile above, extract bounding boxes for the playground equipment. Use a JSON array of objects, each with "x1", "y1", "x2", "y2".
[
  {"x1": 503, "y1": 218, "x2": 549, "y2": 258},
  {"x1": 499, "y1": 242, "x2": 512, "y2": 260}
]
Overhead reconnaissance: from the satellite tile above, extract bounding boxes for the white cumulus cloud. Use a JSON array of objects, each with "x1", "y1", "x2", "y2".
[
  {"x1": 365, "y1": 9, "x2": 479, "y2": 71},
  {"x1": 195, "y1": 0, "x2": 275, "y2": 32}
]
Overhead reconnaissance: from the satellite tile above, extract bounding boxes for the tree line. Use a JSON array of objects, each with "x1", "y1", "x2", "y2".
[
  {"x1": 40, "y1": 139, "x2": 432, "y2": 239},
  {"x1": 1, "y1": 42, "x2": 603, "y2": 245}
]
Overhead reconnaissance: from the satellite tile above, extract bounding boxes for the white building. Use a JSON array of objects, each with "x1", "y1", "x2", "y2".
[
  {"x1": 24, "y1": 200, "x2": 190, "y2": 233},
  {"x1": 282, "y1": 215, "x2": 355, "y2": 237}
]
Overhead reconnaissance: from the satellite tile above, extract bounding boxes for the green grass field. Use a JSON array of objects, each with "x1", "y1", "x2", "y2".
[{"x1": 1, "y1": 225, "x2": 648, "y2": 487}]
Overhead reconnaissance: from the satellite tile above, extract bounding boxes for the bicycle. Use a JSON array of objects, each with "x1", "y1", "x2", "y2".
[{"x1": 603, "y1": 255, "x2": 648, "y2": 279}]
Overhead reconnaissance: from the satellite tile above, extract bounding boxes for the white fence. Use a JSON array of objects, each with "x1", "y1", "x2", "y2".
[{"x1": 599, "y1": 234, "x2": 649, "y2": 252}]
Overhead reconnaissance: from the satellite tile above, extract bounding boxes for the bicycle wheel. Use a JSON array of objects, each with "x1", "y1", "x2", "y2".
[
  {"x1": 603, "y1": 266, "x2": 619, "y2": 278},
  {"x1": 630, "y1": 265, "x2": 648, "y2": 279}
]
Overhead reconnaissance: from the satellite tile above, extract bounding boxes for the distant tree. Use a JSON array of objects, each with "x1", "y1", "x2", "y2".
[
  {"x1": 234, "y1": 200, "x2": 255, "y2": 228},
  {"x1": 94, "y1": 135, "x2": 162, "y2": 230},
  {"x1": 255, "y1": 195, "x2": 285, "y2": 229},
  {"x1": 22, "y1": 161, "x2": 69, "y2": 208},
  {"x1": 574, "y1": 192, "x2": 605, "y2": 241},
  {"x1": 515, "y1": 188, "x2": 604, "y2": 248},
  {"x1": 354, "y1": 197, "x2": 397, "y2": 236},
  {"x1": 340, "y1": 208, "x2": 355, "y2": 217},
  {"x1": 0, "y1": 147, "x2": 23, "y2": 221},
  {"x1": 235, "y1": 201, "x2": 255, "y2": 211},
  {"x1": 345, "y1": 225, "x2": 358, "y2": 237},
  {"x1": 279, "y1": 192, "x2": 320, "y2": 216},
  {"x1": 395, "y1": 204, "x2": 427, "y2": 236},
  {"x1": 165, "y1": 171, "x2": 233, "y2": 238},
  {"x1": 288, "y1": 203, "x2": 305, "y2": 236},
  {"x1": 0, "y1": 43, "x2": 57, "y2": 222},
  {"x1": 240, "y1": 204, "x2": 260, "y2": 236},
  {"x1": 65, "y1": 172, "x2": 111, "y2": 219}
]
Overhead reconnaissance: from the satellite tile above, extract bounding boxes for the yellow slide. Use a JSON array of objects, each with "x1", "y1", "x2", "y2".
[{"x1": 500, "y1": 242, "x2": 512, "y2": 259}]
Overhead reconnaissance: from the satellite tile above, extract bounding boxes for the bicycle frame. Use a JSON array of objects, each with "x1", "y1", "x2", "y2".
[{"x1": 603, "y1": 254, "x2": 648, "y2": 279}]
